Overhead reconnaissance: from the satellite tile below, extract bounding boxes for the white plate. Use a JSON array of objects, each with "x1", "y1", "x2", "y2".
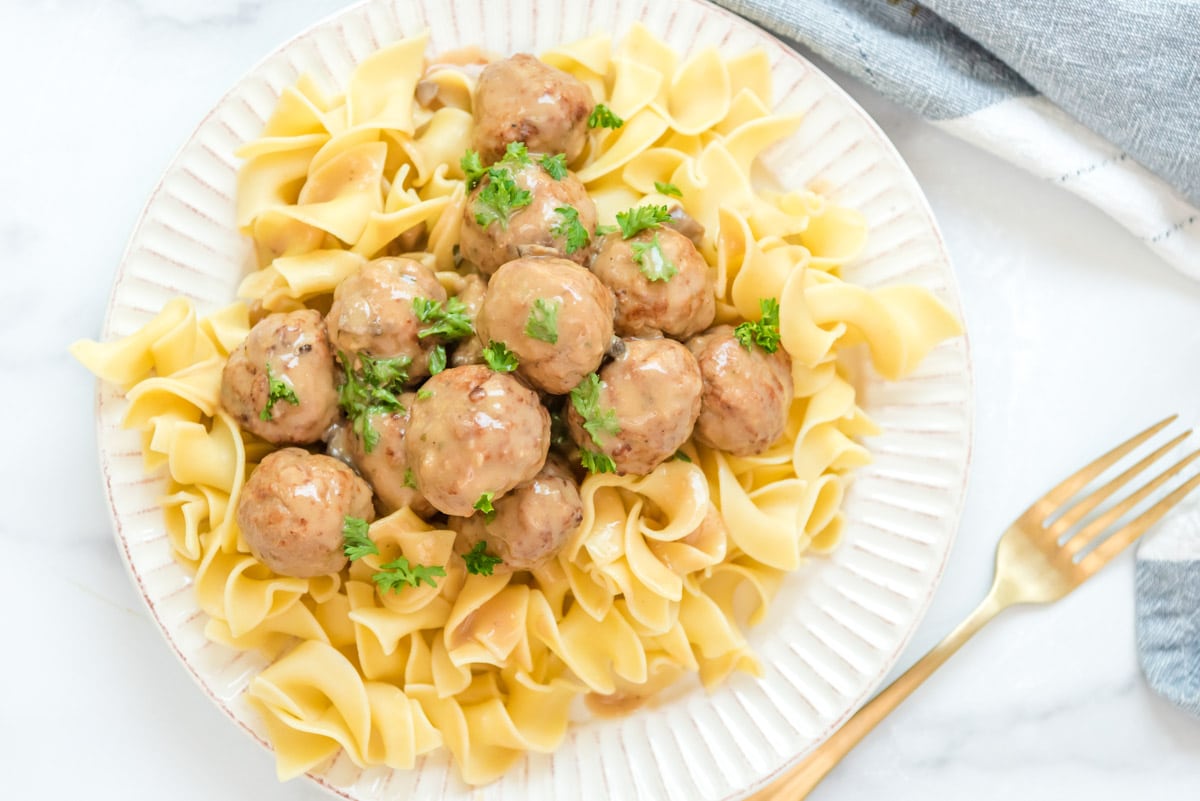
[{"x1": 93, "y1": 0, "x2": 973, "y2": 798}]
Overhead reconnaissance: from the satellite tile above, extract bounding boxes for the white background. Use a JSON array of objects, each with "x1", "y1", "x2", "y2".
[{"x1": 3, "y1": 1, "x2": 1199, "y2": 799}]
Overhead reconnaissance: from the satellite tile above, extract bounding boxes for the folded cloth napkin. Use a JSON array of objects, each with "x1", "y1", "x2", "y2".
[
  {"x1": 710, "y1": 0, "x2": 1200, "y2": 715},
  {"x1": 712, "y1": 0, "x2": 1200, "y2": 276}
]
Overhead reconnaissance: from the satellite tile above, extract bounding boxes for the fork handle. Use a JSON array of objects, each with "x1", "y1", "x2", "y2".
[{"x1": 749, "y1": 590, "x2": 1007, "y2": 800}]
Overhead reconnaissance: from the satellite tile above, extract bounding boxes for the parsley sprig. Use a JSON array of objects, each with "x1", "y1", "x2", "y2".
[
  {"x1": 337, "y1": 351, "x2": 410, "y2": 453},
  {"x1": 570, "y1": 372, "x2": 620, "y2": 468},
  {"x1": 733, "y1": 298, "x2": 782, "y2": 354},
  {"x1": 460, "y1": 149, "x2": 486, "y2": 189},
  {"x1": 473, "y1": 167, "x2": 532, "y2": 230},
  {"x1": 482, "y1": 340, "x2": 519, "y2": 372},
  {"x1": 552, "y1": 206, "x2": 591, "y2": 254},
  {"x1": 616, "y1": 204, "x2": 671, "y2": 239},
  {"x1": 655, "y1": 181, "x2": 682, "y2": 197},
  {"x1": 473, "y1": 491, "x2": 497, "y2": 521},
  {"x1": 539, "y1": 153, "x2": 568, "y2": 180},
  {"x1": 342, "y1": 515, "x2": 379, "y2": 560},
  {"x1": 630, "y1": 232, "x2": 677, "y2": 282},
  {"x1": 588, "y1": 103, "x2": 624, "y2": 130},
  {"x1": 463, "y1": 541, "x2": 503, "y2": 576},
  {"x1": 525, "y1": 297, "x2": 560, "y2": 344},
  {"x1": 260, "y1": 361, "x2": 300, "y2": 421},
  {"x1": 372, "y1": 558, "x2": 447, "y2": 594},
  {"x1": 413, "y1": 296, "x2": 474, "y2": 340},
  {"x1": 342, "y1": 515, "x2": 447, "y2": 593}
]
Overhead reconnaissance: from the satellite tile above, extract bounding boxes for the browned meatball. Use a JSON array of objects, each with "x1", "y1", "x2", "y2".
[
  {"x1": 460, "y1": 161, "x2": 597, "y2": 275},
  {"x1": 591, "y1": 226, "x2": 715, "y2": 340},
  {"x1": 449, "y1": 273, "x2": 488, "y2": 368},
  {"x1": 236, "y1": 448, "x2": 375, "y2": 578},
  {"x1": 472, "y1": 53, "x2": 594, "y2": 165},
  {"x1": 221, "y1": 309, "x2": 340, "y2": 444},
  {"x1": 567, "y1": 338, "x2": 702, "y2": 476},
  {"x1": 686, "y1": 326, "x2": 794, "y2": 456},
  {"x1": 451, "y1": 455, "x2": 583, "y2": 571},
  {"x1": 325, "y1": 257, "x2": 446, "y2": 381},
  {"x1": 405, "y1": 364, "x2": 551, "y2": 516},
  {"x1": 325, "y1": 392, "x2": 435, "y2": 518},
  {"x1": 477, "y1": 257, "x2": 615, "y2": 394}
]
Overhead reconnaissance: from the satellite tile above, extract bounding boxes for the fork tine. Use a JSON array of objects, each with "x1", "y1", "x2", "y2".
[
  {"x1": 1031, "y1": 415, "x2": 1178, "y2": 518},
  {"x1": 1064, "y1": 447, "x2": 1200, "y2": 558},
  {"x1": 1080, "y1": 469, "x2": 1200, "y2": 574},
  {"x1": 1047, "y1": 430, "x2": 1192, "y2": 539}
]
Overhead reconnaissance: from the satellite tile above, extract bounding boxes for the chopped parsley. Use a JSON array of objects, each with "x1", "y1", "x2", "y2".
[
  {"x1": 260, "y1": 361, "x2": 300, "y2": 421},
  {"x1": 413, "y1": 296, "x2": 473, "y2": 340},
  {"x1": 616, "y1": 204, "x2": 671, "y2": 239},
  {"x1": 552, "y1": 206, "x2": 590, "y2": 254},
  {"x1": 372, "y1": 557, "x2": 446, "y2": 594},
  {"x1": 337, "y1": 351, "x2": 410, "y2": 453},
  {"x1": 460, "y1": 149, "x2": 486, "y2": 189},
  {"x1": 403, "y1": 468, "x2": 418, "y2": 489},
  {"x1": 733, "y1": 298, "x2": 782, "y2": 354},
  {"x1": 482, "y1": 340, "x2": 519, "y2": 372},
  {"x1": 673, "y1": 449, "x2": 693, "y2": 463},
  {"x1": 463, "y1": 541, "x2": 503, "y2": 576},
  {"x1": 539, "y1": 153, "x2": 568, "y2": 180},
  {"x1": 341, "y1": 515, "x2": 378, "y2": 560},
  {"x1": 473, "y1": 169, "x2": 533, "y2": 230},
  {"x1": 655, "y1": 181, "x2": 682, "y2": 197},
  {"x1": 473, "y1": 491, "x2": 497, "y2": 521},
  {"x1": 570, "y1": 372, "x2": 620, "y2": 445},
  {"x1": 581, "y1": 448, "x2": 617, "y2": 474},
  {"x1": 428, "y1": 344, "x2": 447, "y2": 375},
  {"x1": 588, "y1": 103, "x2": 624, "y2": 130},
  {"x1": 525, "y1": 298, "x2": 560, "y2": 344},
  {"x1": 417, "y1": 387, "x2": 433, "y2": 400},
  {"x1": 630, "y1": 232, "x2": 677, "y2": 282},
  {"x1": 595, "y1": 223, "x2": 619, "y2": 236},
  {"x1": 498, "y1": 141, "x2": 532, "y2": 168}
]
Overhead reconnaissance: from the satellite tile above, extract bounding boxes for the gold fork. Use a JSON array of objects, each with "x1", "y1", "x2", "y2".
[{"x1": 750, "y1": 414, "x2": 1200, "y2": 800}]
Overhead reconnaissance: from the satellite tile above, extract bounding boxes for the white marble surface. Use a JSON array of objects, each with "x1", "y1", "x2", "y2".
[{"x1": 5, "y1": 1, "x2": 1200, "y2": 798}]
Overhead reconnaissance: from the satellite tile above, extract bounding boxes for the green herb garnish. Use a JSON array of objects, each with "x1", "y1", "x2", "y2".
[
  {"x1": 413, "y1": 296, "x2": 473, "y2": 340},
  {"x1": 552, "y1": 206, "x2": 591, "y2": 255},
  {"x1": 570, "y1": 372, "x2": 620, "y2": 445},
  {"x1": 581, "y1": 448, "x2": 617, "y2": 474},
  {"x1": 595, "y1": 223, "x2": 619, "y2": 236},
  {"x1": 655, "y1": 181, "x2": 682, "y2": 197},
  {"x1": 372, "y1": 557, "x2": 446, "y2": 594},
  {"x1": 673, "y1": 449, "x2": 692, "y2": 463},
  {"x1": 403, "y1": 468, "x2": 418, "y2": 489},
  {"x1": 342, "y1": 515, "x2": 378, "y2": 560},
  {"x1": 337, "y1": 351, "x2": 410, "y2": 453},
  {"x1": 417, "y1": 387, "x2": 433, "y2": 400},
  {"x1": 260, "y1": 361, "x2": 300, "y2": 421},
  {"x1": 616, "y1": 204, "x2": 672, "y2": 239},
  {"x1": 630, "y1": 232, "x2": 677, "y2": 282},
  {"x1": 482, "y1": 340, "x2": 519, "y2": 372},
  {"x1": 474, "y1": 491, "x2": 497, "y2": 522},
  {"x1": 474, "y1": 169, "x2": 533, "y2": 230},
  {"x1": 461, "y1": 149, "x2": 486, "y2": 189},
  {"x1": 733, "y1": 298, "x2": 782, "y2": 354},
  {"x1": 428, "y1": 344, "x2": 447, "y2": 375},
  {"x1": 539, "y1": 153, "x2": 568, "y2": 180},
  {"x1": 498, "y1": 141, "x2": 532, "y2": 168},
  {"x1": 463, "y1": 541, "x2": 503, "y2": 576},
  {"x1": 525, "y1": 298, "x2": 560, "y2": 344},
  {"x1": 588, "y1": 103, "x2": 624, "y2": 130}
]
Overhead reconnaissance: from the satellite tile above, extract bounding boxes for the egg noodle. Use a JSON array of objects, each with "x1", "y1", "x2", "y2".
[{"x1": 73, "y1": 25, "x2": 961, "y2": 785}]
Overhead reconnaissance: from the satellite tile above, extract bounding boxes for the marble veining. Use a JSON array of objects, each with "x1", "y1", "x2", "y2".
[{"x1": 2, "y1": 1, "x2": 1198, "y2": 799}]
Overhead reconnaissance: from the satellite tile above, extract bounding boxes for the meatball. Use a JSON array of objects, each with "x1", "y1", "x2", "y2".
[
  {"x1": 449, "y1": 273, "x2": 488, "y2": 368},
  {"x1": 686, "y1": 326, "x2": 794, "y2": 456},
  {"x1": 590, "y1": 226, "x2": 715, "y2": 339},
  {"x1": 477, "y1": 257, "x2": 615, "y2": 394},
  {"x1": 236, "y1": 448, "x2": 375, "y2": 578},
  {"x1": 452, "y1": 455, "x2": 583, "y2": 571},
  {"x1": 221, "y1": 309, "x2": 340, "y2": 444},
  {"x1": 472, "y1": 53, "x2": 594, "y2": 165},
  {"x1": 567, "y1": 338, "x2": 703, "y2": 475},
  {"x1": 325, "y1": 257, "x2": 446, "y2": 381},
  {"x1": 405, "y1": 364, "x2": 551, "y2": 516},
  {"x1": 460, "y1": 161, "x2": 597, "y2": 275},
  {"x1": 325, "y1": 393, "x2": 435, "y2": 518}
]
